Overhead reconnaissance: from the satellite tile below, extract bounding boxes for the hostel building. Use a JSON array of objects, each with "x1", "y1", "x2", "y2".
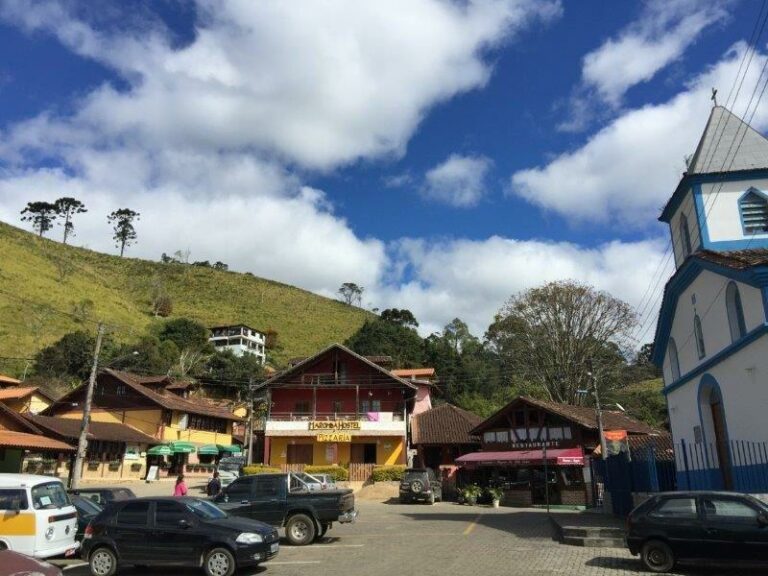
[
  {"x1": 458, "y1": 396, "x2": 656, "y2": 507},
  {"x1": 260, "y1": 344, "x2": 425, "y2": 473}
]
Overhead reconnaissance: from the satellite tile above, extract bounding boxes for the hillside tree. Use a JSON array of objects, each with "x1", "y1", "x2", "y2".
[
  {"x1": 107, "y1": 208, "x2": 140, "y2": 257},
  {"x1": 54, "y1": 197, "x2": 87, "y2": 244},
  {"x1": 338, "y1": 282, "x2": 364, "y2": 306},
  {"x1": 20, "y1": 201, "x2": 58, "y2": 237},
  {"x1": 487, "y1": 280, "x2": 636, "y2": 404},
  {"x1": 380, "y1": 308, "x2": 419, "y2": 328},
  {"x1": 345, "y1": 317, "x2": 423, "y2": 368}
]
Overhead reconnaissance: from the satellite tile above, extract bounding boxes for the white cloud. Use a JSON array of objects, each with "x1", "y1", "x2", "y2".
[
  {"x1": 422, "y1": 154, "x2": 492, "y2": 207},
  {"x1": 560, "y1": 0, "x2": 728, "y2": 131},
  {"x1": 372, "y1": 236, "x2": 669, "y2": 341},
  {"x1": 512, "y1": 43, "x2": 768, "y2": 225},
  {"x1": 0, "y1": 0, "x2": 561, "y2": 170}
]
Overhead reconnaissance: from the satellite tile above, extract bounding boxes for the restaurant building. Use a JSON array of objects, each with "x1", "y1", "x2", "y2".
[
  {"x1": 259, "y1": 344, "x2": 424, "y2": 474},
  {"x1": 458, "y1": 396, "x2": 656, "y2": 507}
]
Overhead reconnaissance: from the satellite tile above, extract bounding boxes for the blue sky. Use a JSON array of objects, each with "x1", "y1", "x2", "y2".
[{"x1": 1, "y1": 0, "x2": 766, "y2": 341}]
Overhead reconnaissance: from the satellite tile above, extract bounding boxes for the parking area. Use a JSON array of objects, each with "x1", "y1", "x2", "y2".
[{"x1": 52, "y1": 499, "x2": 768, "y2": 576}]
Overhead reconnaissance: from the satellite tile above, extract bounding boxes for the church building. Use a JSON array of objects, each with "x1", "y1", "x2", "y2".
[{"x1": 653, "y1": 105, "x2": 768, "y2": 491}]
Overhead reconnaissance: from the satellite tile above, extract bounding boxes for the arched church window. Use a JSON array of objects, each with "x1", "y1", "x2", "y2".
[
  {"x1": 725, "y1": 281, "x2": 747, "y2": 343},
  {"x1": 679, "y1": 214, "x2": 693, "y2": 258},
  {"x1": 694, "y1": 315, "x2": 706, "y2": 359},
  {"x1": 739, "y1": 189, "x2": 768, "y2": 234},
  {"x1": 668, "y1": 338, "x2": 681, "y2": 381}
]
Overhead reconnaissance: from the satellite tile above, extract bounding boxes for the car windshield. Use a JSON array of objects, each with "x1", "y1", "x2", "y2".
[
  {"x1": 184, "y1": 499, "x2": 228, "y2": 520},
  {"x1": 404, "y1": 471, "x2": 427, "y2": 481},
  {"x1": 31, "y1": 482, "x2": 70, "y2": 510},
  {"x1": 73, "y1": 496, "x2": 102, "y2": 516}
]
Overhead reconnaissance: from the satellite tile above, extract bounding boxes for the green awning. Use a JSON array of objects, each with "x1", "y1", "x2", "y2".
[
  {"x1": 147, "y1": 445, "x2": 172, "y2": 456},
  {"x1": 198, "y1": 445, "x2": 220, "y2": 455},
  {"x1": 217, "y1": 444, "x2": 241, "y2": 453},
  {"x1": 169, "y1": 441, "x2": 196, "y2": 454}
]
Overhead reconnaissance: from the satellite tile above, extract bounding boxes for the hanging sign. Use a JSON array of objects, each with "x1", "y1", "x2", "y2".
[
  {"x1": 317, "y1": 433, "x2": 352, "y2": 442},
  {"x1": 309, "y1": 421, "x2": 360, "y2": 431},
  {"x1": 603, "y1": 430, "x2": 629, "y2": 457}
]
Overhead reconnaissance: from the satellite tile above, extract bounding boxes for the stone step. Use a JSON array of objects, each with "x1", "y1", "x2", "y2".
[
  {"x1": 560, "y1": 526, "x2": 625, "y2": 539},
  {"x1": 561, "y1": 535, "x2": 626, "y2": 548}
]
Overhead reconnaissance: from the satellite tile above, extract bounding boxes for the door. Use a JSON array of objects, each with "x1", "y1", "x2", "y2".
[
  {"x1": 250, "y1": 477, "x2": 286, "y2": 526},
  {"x1": 216, "y1": 477, "x2": 255, "y2": 517},
  {"x1": 646, "y1": 496, "x2": 704, "y2": 559},
  {"x1": 701, "y1": 496, "x2": 765, "y2": 560},
  {"x1": 363, "y1": 444, "x2": 377, "y2": 464},
  {"x1": 710, "y1": 396, "x2": 733, "y2": 489},
  {"x1": 113, "y1": 501, "x2": 152, "y2": 564},
  {"x1": 287, "y1": 444, "x2": 313, "y2": 465},
  {"x1": 152, "y1": 501, "x2": 207, "y2": 565}
]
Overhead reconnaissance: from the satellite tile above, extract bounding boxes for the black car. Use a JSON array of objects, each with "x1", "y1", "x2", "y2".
[
  {"x1": 81, "y1": 497, "x2": 279, "y2": 576},
  {"x1": 70, "y1": 494, "x2": 103, "y2": 541},
  {"x1": 68, "y1": 486, "x2": 136, "y2": 507},
  {"x1": 399, "y1": 468, "x2": 442, "y2": 504},
  {"x1": 626, "y1": 491, "x2": 768, "y2": 573}
]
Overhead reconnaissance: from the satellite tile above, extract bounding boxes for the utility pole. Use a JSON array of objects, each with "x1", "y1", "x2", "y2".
[
  {"x1": 590, "y1": 364, "x2": 608, "y2": 460},
  {"x1": 71, "y1": 322, "x2": 105, "y2": 488},
  {"x1": 246, "y1": 377, "x2": 254, "y2": 466}
]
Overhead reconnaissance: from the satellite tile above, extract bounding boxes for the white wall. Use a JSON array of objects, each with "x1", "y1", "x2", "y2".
[
  {"x1": 667, "y1": 337, "x2": 768, "y2": 446},
  {"x1": 701, "y1": 178, "x2": 768, "y2": 243},
  {"x1": 670, "y1": 189, "x2": 701, "y2": 268},
  {"x1": 662, "y1": 270, "x2": 764, "y2": 384}
]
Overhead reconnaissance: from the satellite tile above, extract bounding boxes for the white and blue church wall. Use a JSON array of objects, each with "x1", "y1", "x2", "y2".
[{"x1": 668, "y1": 188, "x2": 702, "y2": 268}]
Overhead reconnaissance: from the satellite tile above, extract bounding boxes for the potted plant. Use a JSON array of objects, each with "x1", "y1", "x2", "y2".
[
  {"x1": 486, "y1": 487, "x2": 503, "y2": 508},
  {"x1": 463, "y1": 484, "x2": 482, "y2": 506}
]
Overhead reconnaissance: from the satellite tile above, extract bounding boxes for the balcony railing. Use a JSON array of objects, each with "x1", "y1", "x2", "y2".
[{"x1": 269, "y1": 411, "x2": 404, "y2": 422}]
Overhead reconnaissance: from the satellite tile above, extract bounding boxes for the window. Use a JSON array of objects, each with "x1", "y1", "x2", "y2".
[
  {"x1": 155, "y1": 501, "x2": 188, "y2": 528},
  {"x1": 295, "y1": 401, "x2": 310, "y2": 414},
  {"x1": 496, "y1": 430, "x2": 509, "y2": 443},
  {"x1": 668, "y1": 338, "x2": 681, "y2": 381},
  {"x1": 694, "y1": 315, "x2": 706, "y2": 359},
  {"x1": 483, "y1": 431, "x2": 496, "y2": 443},
  {"x1": 739, "y1": 189, "x2": 768, "y2": 234},
  {"x1": 371, "y1": 400, "x2": 381, "y2": 412},
  {"x1": 0, "y1": 489, "x2": 27, "y2": 510},
  {"x1": 225, "y1": 478, "x2": 253, "y2": 500},
  {"x1": 679, "y1": 214, "x2": 693, "y2": 258},
  {"x1": 188, "y1": 414, "x2": 228, "y2": 434},
  {"x1": 649, "y1": 497, "x2": 698, "y2": 520},
  {"x1": 255, "y1": 477, "x2": 281, "y2": 497},
  {"x1": 702, "y1": 497, "x2": 759, "y2": 525},
  {"x1": 117, "y1": 501, "x2": 151, "y2": 526},
  {"x1": 31, "y1": 482, "x2": 69, "y2": 510},
  {"x1": 515, "y1": 428, "x2": 528, "y2": 441},
  {"x1": 726, "y1": 282, "x2": 747, "y2": 343}
]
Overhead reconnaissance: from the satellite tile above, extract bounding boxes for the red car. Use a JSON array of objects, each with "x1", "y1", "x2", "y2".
[{"x1": 0, "y1": 549, "x2": 63, "y2": 575}]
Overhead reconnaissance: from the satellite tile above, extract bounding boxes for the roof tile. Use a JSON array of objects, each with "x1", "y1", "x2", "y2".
[{"x1": 412, "y1": 404, "x2": 483, "y2": 445}]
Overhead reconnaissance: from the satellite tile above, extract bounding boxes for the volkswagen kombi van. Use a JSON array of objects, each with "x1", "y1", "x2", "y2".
[{"x1": 0, "y1": 474, "x2": 79, "y2": 558}]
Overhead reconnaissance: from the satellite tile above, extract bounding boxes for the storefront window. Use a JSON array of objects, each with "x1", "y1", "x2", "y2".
[{"x1": 560, "y1": 468, "x2": 584, "y2": 487}]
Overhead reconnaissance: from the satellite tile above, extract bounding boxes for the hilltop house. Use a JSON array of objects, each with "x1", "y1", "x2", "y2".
[
  {"x1": 653, "y1": 105, "x2": 768, "y2": 491},
  {"x1": 209, "y1": 324, "x2": 267, "y2": 364}
]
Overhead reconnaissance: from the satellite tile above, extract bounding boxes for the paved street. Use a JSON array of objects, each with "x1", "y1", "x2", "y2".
[{"x1": 52, "y1": 499, "x2": 768, "y2": 576}]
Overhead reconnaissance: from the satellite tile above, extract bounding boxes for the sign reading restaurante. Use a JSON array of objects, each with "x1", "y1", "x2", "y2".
[{"x1": 309, "y1": 421, "x2": 361, "y2": 430}]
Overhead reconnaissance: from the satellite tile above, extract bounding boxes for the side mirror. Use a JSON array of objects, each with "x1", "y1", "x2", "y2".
[{"x1": 178, "y1": 518, "x2": 191, "y2": 529}]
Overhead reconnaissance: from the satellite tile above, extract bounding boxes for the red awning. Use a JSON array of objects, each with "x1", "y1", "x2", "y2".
[{"x1": 455, "y1": 447, "x2": 584, "y2": 467}]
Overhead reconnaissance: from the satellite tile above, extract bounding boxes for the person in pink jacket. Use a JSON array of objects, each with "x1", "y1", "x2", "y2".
[{"x1": 173, "y1": 474, "x2": 188, "y2": 497}]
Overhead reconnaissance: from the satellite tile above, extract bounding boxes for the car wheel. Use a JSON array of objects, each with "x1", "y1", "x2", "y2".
[
  {"x1": 204, "y1": 547, "x2": 236, "y2": 576},
  {"x1": 286, "y1": 513, "x2": 316, "y2": 546},
  {"x1": 89, "y1": 547, "x2": 118, "y2": 576},
  {"x1": 641, "y1": 540, "x2": 675, "y2": 573},
  {"x1": 411, "y1": 480, "x2": 424, "y2": 493}
]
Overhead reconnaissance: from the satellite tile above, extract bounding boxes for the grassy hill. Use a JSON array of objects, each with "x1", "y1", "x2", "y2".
[{"x1": 0, "y1": 221, "x2": 373, "y2": 373}]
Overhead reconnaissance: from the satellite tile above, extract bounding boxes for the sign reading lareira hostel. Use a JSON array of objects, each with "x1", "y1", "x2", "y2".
[
  {"x1": 309, "y1": 421, "x2": 361, "y2": 430},
  {"x1": 317, "y1": 433, "x2": 352, "y2": 442}
]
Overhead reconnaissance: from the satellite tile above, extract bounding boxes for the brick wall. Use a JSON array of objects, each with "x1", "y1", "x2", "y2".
[{"x1": 560, "y1": 488, "x2": 587, "y2": 506}]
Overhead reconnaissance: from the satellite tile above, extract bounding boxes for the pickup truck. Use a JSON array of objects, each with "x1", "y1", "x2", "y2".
[{"x1": 212, "y1": 473, "x2": 357, "y2": 545}]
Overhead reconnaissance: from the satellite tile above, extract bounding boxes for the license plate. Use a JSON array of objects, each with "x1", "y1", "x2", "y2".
[
  {"x1": 270, "y1": 543, "x2": 279, "y2": 553},
  {"x1": 65, "y1": 548, "x2": 77, "y2": 557}
]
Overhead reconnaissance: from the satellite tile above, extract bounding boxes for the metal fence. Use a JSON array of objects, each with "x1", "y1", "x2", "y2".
[{"x1": 676, "y1": 438, "x2": 768, "y2": 492}]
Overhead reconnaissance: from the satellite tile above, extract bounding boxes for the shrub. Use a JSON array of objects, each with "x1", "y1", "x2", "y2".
[
  {"x1": 371, "y1": 465, "x2": 406, "y2": 482},
  {"x1": 243, "y1": 465, "x2": 282, "y2": 475},
  {"x1": 304, "y1": 465, "x2": 349, "y2": 481}
]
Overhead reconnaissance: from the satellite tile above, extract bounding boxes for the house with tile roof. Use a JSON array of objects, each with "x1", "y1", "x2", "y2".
[
  {"x1": 44, "y1": 369, "x2": 242, "y2": 477},
  {"x1": 411, "y1": 403, "x2": 482, "y2": 469},
  {"x1": 653, "y1": 105, "x2": 768, "y2": 492},
  {"x1": 0, "y1": 402, "x2": 74, "y2": 473},
  {"x1": 0, "y1": 386, "x2": 53, "y2": 414}
]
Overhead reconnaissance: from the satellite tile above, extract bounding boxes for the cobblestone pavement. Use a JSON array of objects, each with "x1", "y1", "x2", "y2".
[{"x1": 55, "y1": 500, "x2": 767, "y2": 576}]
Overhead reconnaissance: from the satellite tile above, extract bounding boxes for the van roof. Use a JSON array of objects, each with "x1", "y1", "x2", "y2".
[{"x1": 0, "y1": 473, "x2": 63, "y2": 487}]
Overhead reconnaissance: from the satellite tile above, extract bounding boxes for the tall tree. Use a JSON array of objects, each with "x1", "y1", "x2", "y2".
[
  {"x1": 20, "y1": 201, "x2": 57, "y2": 237},
  {"x1": 380, "y1": 308, "x2": 419, "y2": 328},
  {"x1": 157, "y1": 318, "x2": 211, "y2": 352},
  {"x1": 345, "y1": 318, "x2": 424, "y2": 368},
  {"x1": 487, "y1": 280, "x2": 636, "y2": 404},
  {"x1": 338, "y1": 282, "x2": 364, "y2": 306},
  {"x1": 107, "y1": 208, "x2": 140, "y2": 257},
  {"x1": 33, "y1": 331, "x2": 97, "y2": 382},
  {"x1": 54, "y1": 197, "x2": 87, "y2": 244}
]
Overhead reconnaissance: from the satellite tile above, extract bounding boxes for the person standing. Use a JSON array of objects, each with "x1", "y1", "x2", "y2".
[
  {"x1": 206, "y1": 471, "x2": 222, "y2": 497},
  {"x1": 174, "y1": 474, "x2": 188, "y2": 497}
]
